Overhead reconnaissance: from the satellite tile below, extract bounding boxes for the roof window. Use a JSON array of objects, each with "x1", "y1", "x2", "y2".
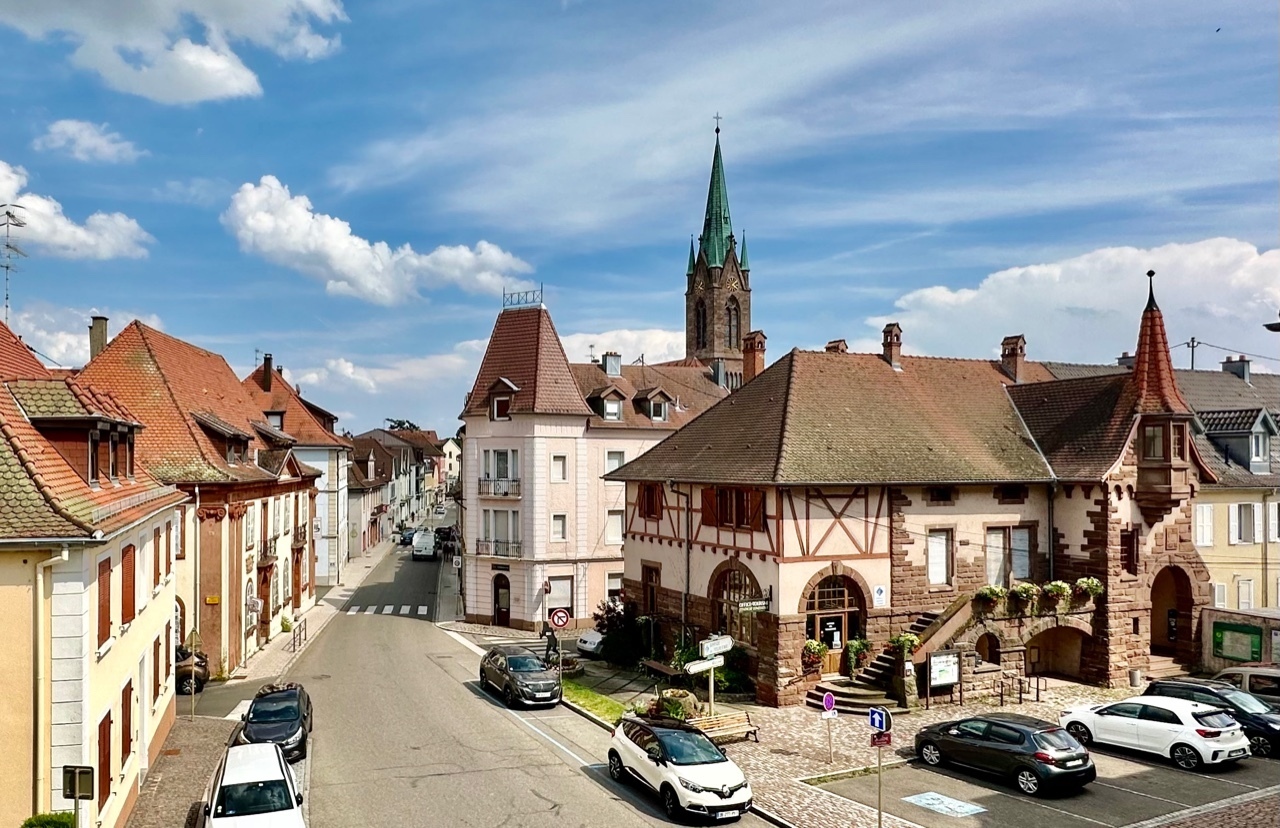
[
  {"x1": 492, "y1": 396, "x2": 511, "y2": 421},
  {"x1": 603, "y1": 399, "x2": 622, "y2": 421}
]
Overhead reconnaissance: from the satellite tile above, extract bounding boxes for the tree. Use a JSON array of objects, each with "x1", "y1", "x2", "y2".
[{"x1": 385, "y1": 419, "x2": 419, "y2": 431}]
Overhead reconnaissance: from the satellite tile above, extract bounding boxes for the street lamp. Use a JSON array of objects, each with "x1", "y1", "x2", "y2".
[
  {"x1": 1263, "y1": 310, "x2": 1280, "y2": 608},
  {"x1": 667, "y1": 479, "x2": 693, "y2": 648}
]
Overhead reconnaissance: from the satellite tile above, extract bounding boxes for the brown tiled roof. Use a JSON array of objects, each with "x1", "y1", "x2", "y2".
[
  {"x1": 461, "y1": 307, "x2": 593, "y2": 418},
  {"x1": 568, "y1": 362, "x2": 727, "y2": 431},
  {"x1": 1040, "y1": 362, "x2": 1127, "y2": 380},
  {"x1": 250, "y1": 420, "x2": 297, "y2": 446},
  {"x1": 9, "y1": 380, "x2": 98, "y2": 418},
  {"x1": 241, "y1": 365, "x2": 350, "y2": 449},
  {"x1": 1009, "y1": 375, "x2": 1136, "y2": 481},
  {"x1": 390, "y1": 429, "x2": 445, "y2": 456},
  {"x1": 1194, "y1": 432, "x2": 1280, "y2": 489},
  {"x1": 78, "y1": 322, "x2": 279, "y2": 484},
  {"x1": 349, "y1": 438, "x2": 393, "y2": 489},
  {"x1": 1198, "y1": 409, "x2": 1266, "y2": 434},
  {"x1": 1130, "y1": 288, "x2": 1192, "y2": 415},
  {"x1": 0, "y1": 323, "x2": 50, "y2": 381},
  {"x1": 609, "y1": 350, "x2": 1054, "y2": 485}
]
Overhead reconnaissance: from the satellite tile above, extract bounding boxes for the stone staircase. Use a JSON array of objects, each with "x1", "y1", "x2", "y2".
[
  {"x1": 805, "y1": 677, "x2": 907, "y2": 715},
  {"x1": 853, "y1": 611, "x2": 940, "y2": 693},
  {"x1": 1146, "y1": 654, "x2": 1192, "y2": 680}
]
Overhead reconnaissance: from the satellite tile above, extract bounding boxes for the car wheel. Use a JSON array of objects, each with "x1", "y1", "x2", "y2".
[
  {"x1": 661, "y1": 785, "x2": 683, "y2": 821},
  {"x1": 1065, "y1": 722, "x2": 1092, "y2": 746},
  {"x1": 1248, "y1": 734, "x2": 1272, "y2": 758},
  {"x1": 607, "y1": 750, "x2": 626, "y2": 782},
  {"x1": 1171, "y1": 743, "x2": 1203, "y2": 770},
  {"x1": 1015, "y1": 768, "x2": 1043, "y2": 796},
  {"x1": 179, "y1": 676, "x2": 198, "y2": 695},
  {"x1": 503, "y1": 685, "x2": 516, "y2": 708},
  {"x1": 479, "y1": 669, "x2": 487, "y2": 690},
  {"x1": 918, "y1": 741, "x2": 944, "y2": 766}
]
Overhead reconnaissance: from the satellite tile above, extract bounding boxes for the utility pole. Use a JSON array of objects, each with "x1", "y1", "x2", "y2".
[
  {"x1": 0, "y1": 204, "x2": 27, "y2": 325},
  {"x1": 1188, "y1": 337, "x2": 1198, "y2": 369}
]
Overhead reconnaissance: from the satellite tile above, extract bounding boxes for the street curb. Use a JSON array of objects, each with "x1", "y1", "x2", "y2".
[
  {"x1": 796, "y1": 757, "x2": 911, "y2": 786},
  {"x1": 559, "y1": 696, "x2": 800, "y2": 828},
  {"x1": 1122, "y1": 784, "x2": 1280, "y2": 828}
]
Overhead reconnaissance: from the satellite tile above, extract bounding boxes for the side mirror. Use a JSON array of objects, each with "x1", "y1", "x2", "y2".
[
  {"x1": 204, "y1": 804, "x2": 211, "y2": 817},
  {"x1": 240, "y1": 713, "x2": 247, "y2": 721},
  {"x1": 947, "y1": 729, "x2": 960, "y2": 736},
  {"x1": 295, "y1": 793, "x2": 304, "y2": 805},
  {"x1": 719, "y1": 747, "x2": 727, "y2": 756}
]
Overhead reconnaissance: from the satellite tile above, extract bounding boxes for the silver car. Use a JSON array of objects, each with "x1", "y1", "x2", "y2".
[
  {"x1": 479, "y1": 645, "x2": 561, "y2": 707},
  {"x1": 1214, "y1": 665, "x2": 1280, "y2": 708}
]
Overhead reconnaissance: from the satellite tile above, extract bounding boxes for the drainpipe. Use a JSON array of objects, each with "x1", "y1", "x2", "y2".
[
  {"x1": 193, "y1": 486, "x2": 200, "y2": 644},
  {"x1": 34, "y1": 544, "x2": 70, "y2": 814}
]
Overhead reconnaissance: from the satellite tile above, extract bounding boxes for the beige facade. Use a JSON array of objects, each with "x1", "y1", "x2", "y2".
[{"x1": 1191, "y1": 491, "x2": 1279, "y2": 611}]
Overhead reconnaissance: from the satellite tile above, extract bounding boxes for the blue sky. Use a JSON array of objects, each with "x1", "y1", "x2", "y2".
[{"x1": 0, "y1": 0, "x2": 1275, "y2": 435}]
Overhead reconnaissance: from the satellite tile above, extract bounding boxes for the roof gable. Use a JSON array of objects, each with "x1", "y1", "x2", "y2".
[
  {"x1": 462, "y1": 307, "x2": 592, "y2": 418},
  {"x1": 0, "y1": 320, "x2": 52, "y2": 381},
  {"x1": 241, "y1": 364, "x2": 349, "y2": 450}
]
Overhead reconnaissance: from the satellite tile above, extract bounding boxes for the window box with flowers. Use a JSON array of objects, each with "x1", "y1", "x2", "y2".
[
  {"x1": 974, "y1": 585, "x2": 1007, "y2": 611},
  {"x1": 1007, "y1": 582, "x2": 1040, "y2": 612},
  {"x1": 1072, "y1": 577, "x2": 1104, "y2": 601},
  {"x1": 1040, "y1": 580, "x2": 1071, "y2": 608},
  {"x1": 887, "y1": 632, "x2": 921, "y2": 657},
  {"x1": 801, "y1": 639, "x2": 828, "y2": 674}
]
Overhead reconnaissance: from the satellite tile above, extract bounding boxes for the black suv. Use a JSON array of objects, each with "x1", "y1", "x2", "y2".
[
  {"x1": 1144, "y1": 677, "x2": 1279, "y2": 758},
  {"x1": 236, "y1": 682, "x2": 314, "y2": 762}
]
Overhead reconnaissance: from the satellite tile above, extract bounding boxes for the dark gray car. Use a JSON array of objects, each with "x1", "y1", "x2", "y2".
[
  {"x1": 914, "y1": 713, "x2": 1095, "y2": 796},
  {"x1": 479, "y1": 645, "x2": 561, "y2": 707}
]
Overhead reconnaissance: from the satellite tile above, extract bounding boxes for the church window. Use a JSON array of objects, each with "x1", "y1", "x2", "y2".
[
  {"x1": 725, "y1": 298, "x2": 741, "y2": 350},
  {"x1": 694, "y1": 301, "x2": 708, "y2": 350}
]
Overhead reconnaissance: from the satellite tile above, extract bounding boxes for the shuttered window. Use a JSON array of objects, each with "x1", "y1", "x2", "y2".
[
  {"x1": 700, "y1": 488, "x2": 717, "y2": 526},
  {"x1": 153, "y1": 527, "x2": 162, "y2": 587},
  {"x1": 97, "y1": 713, "x2": 111, "y2": 808},
  {"x1": 164, "y1": 521, "x2": 172, "y2": 575},
  {"x1": 985, "y1": 528, "x2": 1008, "y2": 586},
  {"x1": 97, "y1": 558, "x2": 112, "y2": 647},
  {"x1": 1194, "y1": 504, "x2": 1214, "y2": 547},
  {"x1": 121, "y1": 682, "x2": 132, "y2": 760},
  {"x1": 164, "y1": 623, "x2": 171, "y2": 680},
  {"x1": 153, "y1": 639, "x2": 161, "y2": 703},
  {"x1": 121, "y1": 545, "x2": 136, "y2": 624},
  {"x1": 705, "y1": 487, "x2": 767, "y2": 531},
  {"x1": 176, "y1": 508, "x2": 187, "y2": 559}
]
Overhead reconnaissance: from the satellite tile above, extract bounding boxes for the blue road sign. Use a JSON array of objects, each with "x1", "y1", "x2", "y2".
[{"x1": 869, "y1": 706, "x2": 893, "y2": 733}]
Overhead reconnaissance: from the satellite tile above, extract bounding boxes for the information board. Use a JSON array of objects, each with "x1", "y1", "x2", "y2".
[{"x1": 1212, "y1": 621, "x2": 1262, "y2": 662}]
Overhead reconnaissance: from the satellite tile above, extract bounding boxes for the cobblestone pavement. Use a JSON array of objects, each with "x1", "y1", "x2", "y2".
[
  {"x1": 438, "y1": 619, "x2": 540, "y2": 639},
  {"x1": 1154, "y1": 794, "x2": 1279, "y2": 828},
  {"x1": 127, "y1": 716, "x2": 237, "y2": 828}
]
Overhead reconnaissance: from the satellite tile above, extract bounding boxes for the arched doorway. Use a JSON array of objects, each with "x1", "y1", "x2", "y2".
[
  {"x1": 803, "y1": 575, "x2": 866, "y2": 675},
  {"x1": 493, "y1": 574, "x2": 511, "y2": 627},
  {"x1": 1025, "y1": 626, "x2": 1090, "y2": 678},
  {"x1": 975, "y1": 632, "x2": 1001, "y2": 666},
  {"x1": 711, "y1": 564, "x2": 762, "y2": 648},
  {"x1": 1151, "y1": 566, "x2": 1193, "y2": 660}
]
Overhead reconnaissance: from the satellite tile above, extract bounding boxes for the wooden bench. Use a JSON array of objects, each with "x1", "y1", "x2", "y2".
[
  {"x1": 688, "y1": 711, "x2": 759, "y2": 743},
  {"x1": 641, "y1": 659, "x2": 682, "y2": 679}
]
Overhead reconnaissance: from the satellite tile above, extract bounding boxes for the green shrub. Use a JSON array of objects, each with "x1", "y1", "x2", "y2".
[
  {"x1": 22, "y1": 813, "x2": 75, "y2": 828},
  {"x1": 281, "y1": 616, "x2": 293, "y2": 633},
  {"x1": 594, "y1": 600, "x2": 645, "y2": 667},
  {"x1": 888, "y1": 632, "x2": 921, "y2": 655}
]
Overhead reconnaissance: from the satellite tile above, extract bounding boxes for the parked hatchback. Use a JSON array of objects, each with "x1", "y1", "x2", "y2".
[
  {"x1": 914, "y1": 713, "x2": 1094, "y2": 796},
  {"x1": 479, "y1": 645, "x2": 561, "y2": 707},
  {"x1": 1061, "y1": 695, "x2": 1250, "y2": 770},
  {"x1": 608, "y1": 715, "x2": 752, "y2": 821},
  {"x1": 237, "y1": 683, "x2": 313, "y2": 762},
  {"x1": 203, "y1": 742, "x2": 304, "y2": 827},
  {"x1": 1145, "y1": 677, "x2": 1280, "y2": 758}
]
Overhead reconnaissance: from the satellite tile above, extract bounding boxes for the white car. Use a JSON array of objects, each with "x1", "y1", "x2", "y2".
[
  {"x1": 1060, "y1": 695, "x2": 1251, "y2": 770},
  {"x1": 575, "y1": 629, "x2": 604, "y2": 657},
  {"x1": 608, "y1": 715, "x2": 751, "y2": 821},
  {"x1": 203, "y1": 742, "x2": 305, "y2": 826}
]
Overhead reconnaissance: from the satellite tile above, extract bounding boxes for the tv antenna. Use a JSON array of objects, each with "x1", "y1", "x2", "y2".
[{"x1": 0, "y1": 204, "x2": 27, "y2": 325}]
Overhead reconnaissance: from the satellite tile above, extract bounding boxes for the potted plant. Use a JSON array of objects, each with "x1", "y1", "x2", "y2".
[
  {"x1": 1041, "y1": 580, "x2": 1071, "y2": 602},
  {"x1": 887, "y1": 632, "x2": 921, "y2": 656},
  {"x1": 844, "y1": 638, "x2": 873, "y2": 675},
  {"x1": 1073, "y1": 576, "x2": 1104, "y2": 600},
  {"x1": 1008, "y1": 582, "x2": 1041, "y2": 608},
  {"x1": 974, "y1": 584, "x2": 1007, "y2": 609},
  {"x1": 801, "y1": 639, "x2": 828, "y2": 674}
]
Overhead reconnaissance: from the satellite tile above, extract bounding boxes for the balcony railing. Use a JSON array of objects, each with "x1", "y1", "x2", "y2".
[
  {"x1": 475, "y1": 540, "x2": 522, "y2": 558},
  {"x1": 478, "y1": 478, "x2": 521, "y2": 498}
]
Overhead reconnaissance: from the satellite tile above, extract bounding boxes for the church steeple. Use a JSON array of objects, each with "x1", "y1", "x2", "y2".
[
  {"x1": 699, "y1": 131, "x2": 733, "y2": 269},
  {"x1": 686, "y1": 236, "x2": 696, "y2": 277},
  {"x1": 1130, "y1": 270, "x2": 1191, "y2": 415}
]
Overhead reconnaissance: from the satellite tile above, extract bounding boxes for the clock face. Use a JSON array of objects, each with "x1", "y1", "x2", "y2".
[
  {"x1": 694, "y1": 276, "x2": 705, "y2": 291},
  {"x1": 725, "y1": 275, "x2": 740, "y2": 290}
]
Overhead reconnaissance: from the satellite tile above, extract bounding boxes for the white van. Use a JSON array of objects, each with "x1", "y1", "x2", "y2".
[{"x1": 411, "y1": 530, "x2": 434, "y2": 561}]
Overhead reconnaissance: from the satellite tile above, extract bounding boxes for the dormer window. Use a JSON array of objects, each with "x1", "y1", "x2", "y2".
[
  {"x1": 1142, "y1": 424, "x2": 1165, "y2": 461},
  {"x1": 125, "y1": 432, "x2": 135, "y2": 479},
  {"x1": 650, "y1": 400, "x2": 667, "y2": 422},
  {"x1": 108, "y1": 433, "x2": 119, "y2": 480},
  {"x1": 492, "y1": 396, "x2": 511, "y2": 421},
  {"x1": 603, "y1": 399, "x2": 622, "y2": 421},
  {"x1": 88, "y1": 431, "x2": 100, "y2": 485},
  {"x1": 267, "y1": 412, "x2": 284, "y2": 429},
  {"x1": 226, "y1": 438, "x2": 248, "y2": 465},
  {"x1": 1252, "y1": 432, "x2": 1268, "y2": 461}
]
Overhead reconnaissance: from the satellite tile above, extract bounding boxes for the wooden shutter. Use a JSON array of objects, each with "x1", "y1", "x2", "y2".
[
  {"x1": 121, "y1": 681, "x2": 132, "y2": 761},
  {"x1": 153, "y1": 638, "x2": 161, "y2": 703},
  {"x1": 97, "y1": 558, "x2": 112, "y2": 647},
  {"x1": 177, "y1": 507, "x2": 187, "y2": 559},
  {"x1": 985, "y1": 528, "x2": 1007, "y2": 585},
  {"x1": 700, "y1": 487, "x2": 717, "y2": 527},
  {"x1": 1253, "y1": 505, "x2": 1264, "y2": 546},
  {"x1": 1228, "y1": 504, "x2": 1239, "y2": 545},
  {"x1": 749, "y1": 490, "x2": 766, "y2": 532},
  {"x1": 121, "y1": 545, "x2": 136, "y2": 624},
  {"x1": 164, "y1": 521, "x2": 172, "y2": 575},
  {"x1": 97, "y1": 713, "x2": 111, "y2": 808},
  {"x1": 153, "y1": 527, "x2": 162, "y2": 587},
  {"x1": 164, "y1": 623, "x2": 171, "y2": 679}
]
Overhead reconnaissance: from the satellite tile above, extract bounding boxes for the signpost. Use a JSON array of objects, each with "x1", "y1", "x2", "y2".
[
  {"x1": 185, "y1": 629, "x2": 202, "y2": 720},
  {"x1": 926, "y1": 650, "x2": 961, "y2": 709},
  {"x1": 699, "y1": 634, "x2": 733, "y2": 659},
  {"x1": 62, "y1": 764, "x2": 93, "y2": 828},
  {"x1": 549, "y1": 608, "x2": 570, "y2": 693},
  {"x1": 690, "y1": 639, "x2": 731, "y2": 715},
  {"x1": 822, "y1": 692, "x2": 837, "y2": 762},
  {"x1": 868, "y1": 706, "x2": 893, "y2": 828},
  {"x1": 549, "y1": 608, "x2": 570, "y2": 629}
]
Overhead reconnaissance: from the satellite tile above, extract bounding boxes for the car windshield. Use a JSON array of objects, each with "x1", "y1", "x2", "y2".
[
  {"x1": 657, "y1": 729, "x2": 727, "y2": 766},
  {"x1": 1033, "y1": 728, "x2": 1080, "y2": 751},
  {"x1": 248, "y1": 697, "x2": 300, "y2": 723},
  {"x1": 1193, "y1": 710, "x2": 1237, "y2": 729},
  {"x1": 507, "y1": 656, "x2": 546, "y2": 672},
  {"x1": 1223, "y1": 690, "x2": 1273, "y2": 714},
  {"x1": 214, "y1": 780, "x2": 293, "y2": 817}
]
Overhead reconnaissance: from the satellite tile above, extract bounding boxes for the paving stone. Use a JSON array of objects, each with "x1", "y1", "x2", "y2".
[{"x1": 126, "y1": 717, "x2": 236, "y2": 828}]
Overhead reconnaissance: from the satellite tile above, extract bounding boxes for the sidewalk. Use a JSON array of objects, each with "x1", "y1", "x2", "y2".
[
  {"x1": 234, "y1": 538, "x2": 397, "y2": 682},
  {"x1": 126, "y1": 716, "x2": 238, "y2": 828}
]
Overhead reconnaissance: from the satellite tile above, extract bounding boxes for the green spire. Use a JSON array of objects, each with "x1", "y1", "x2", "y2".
[
  {"x1": 739, "y1": 231, "x2": 749, "y2": 271},
  {"x1": 699, "y1": 132, "x2": 733, "y2": 268},
  {"x1": 686, "y1": 236, "x2": 696, "y2": 276}
]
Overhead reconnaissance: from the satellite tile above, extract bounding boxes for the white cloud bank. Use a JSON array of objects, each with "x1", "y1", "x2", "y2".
[
  {"x1": 0, "y1": 160, "x2": 154, "y2": 259},
  {"x1": 33, "y1": 120, "x2": 146, "y2": 163},
  {"x1": 10, "y1": 302, "x2": 163, "y2": 366},
  {"x1": 865, "y1": 237, "x2": 1280, "y2": 369},
  {"x1": 221, "y1": 175, "x2": 533, "y2": 305},
  {"x1": 0, "y1": 0, "x2": 346, "y2": 104}
]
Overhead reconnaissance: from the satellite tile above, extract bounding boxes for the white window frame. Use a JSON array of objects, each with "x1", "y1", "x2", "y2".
[
  {"x1": 550, "y1": 454, "x2": 568, "y2": 482},
  {"x1": 1193, "y1": 503, "x2": 1214, "y2": 547},
  {"x1": 547, "y1": 576, "x2": 573, "y2": 617},
  {"x1": 606, "y1": 572, "x2": 623, "y2": 604},
  {"x1": 1252, "y1": 432, "x2": 1267, "y2": 461},
  {"x1": 650, "y1": 400, "x2": 667, "y2": 422},
  {"x1": 926, "y1": 529, "x2": 952, "y2": 586},
  {"x1": 603, "y1": 399, "x2": 622, "y2": 421},
  {"x1": 605, "y1": 450, "x2": 625, "y2": 474},
  {"x1": 491, "y1": 396, "x2": 511, "y2": 421},
  {"x1": 1212, "y1": 583, "x2": 1227, "y2": 608},
  {"x1": 1229, "y1": 503, "x2": 1262, "y2": 545},
  {"x1": 550, "y1": 513, "x2": 567, "y2": 542},
  {"x1": 267, "y1": 412, "x2": 283, "y2": 429},
  {"x1": 1269, "y1": 502, "x2": 1280, "y2": 543},
  {"x1": 605, "y1": 510, "x2": 624, "y2": 545},
  {"x1": 1238, "y1": 579, "x2": 1254, "y2": 610}
]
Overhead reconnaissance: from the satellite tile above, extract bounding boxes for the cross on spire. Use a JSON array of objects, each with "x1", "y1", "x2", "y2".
[{"x1": 713, "y1": 112, "x2": 722, "y2": 134}]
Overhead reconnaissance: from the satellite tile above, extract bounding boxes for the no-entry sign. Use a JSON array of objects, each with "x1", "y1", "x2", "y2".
[{"x1": 549, "y1": 608, "x2": 571, "y2": 629}]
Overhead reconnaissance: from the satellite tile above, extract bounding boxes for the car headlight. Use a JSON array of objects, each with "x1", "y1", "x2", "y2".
[
  {"x1": 678, "y1": 778, "x2": 706, "y2": 793},
  {"x1": 283, "y1": 728, "x2": 303, "y2": 745}
]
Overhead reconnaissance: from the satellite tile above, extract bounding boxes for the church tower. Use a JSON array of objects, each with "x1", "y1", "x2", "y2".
[{"x1": 685, "y1": 128, "x2": 751, "y2": 386}]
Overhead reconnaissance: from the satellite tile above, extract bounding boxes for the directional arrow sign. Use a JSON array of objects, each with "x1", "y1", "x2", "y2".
[
  {"x1": 684, "y1": 655, "x2": 725, "y2": 674},
  {"x1": 700, "y1": 635, "x2": 734, "y2": 659},
  {"x1": 869, "y1": 706, "x2": 893, "y2": 733}
]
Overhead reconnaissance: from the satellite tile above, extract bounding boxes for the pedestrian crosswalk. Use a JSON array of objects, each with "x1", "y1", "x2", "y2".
[{"x1": 345, "y1": 604, "x2": 431, "y2": 617}]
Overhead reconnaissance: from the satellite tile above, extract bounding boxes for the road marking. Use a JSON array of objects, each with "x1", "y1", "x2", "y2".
[
  {"x1": 1095, "y1": 751, "x2": 1259, "y2": 789},
  {"x1": 986, "y1": 789, "x2": 1112, "y2": 827},
  {"x1": 1093, "y1": 781, "x2": 1191, "y2": 807},
  {"x1": 1121, "y1": 784, "x2": 1280, "y2": 828},
  {"x1": 417, "y1": 605, "x2": 429, "y2": 615},
  {"x1": 225, "y1": 700, "x2": 251, "y2": 721},
  {"x1": 400, "y1": 605, "x2": 411, "y2": 615},
  {"x1": 512, "y1": 713, "x2": 590, "y2": 766},
  {"x1": 382, "y1": 605, "x2": 395, "y2": 614},
  {"x1": 346, "y1": 606, "x2": 359, "y2": 615},
  {"x1": 441, "y1": 627, "x2": 487, "y2": 656},
  {"x1": 364, "y1": 607, "x2": 376, "y2": 615}
]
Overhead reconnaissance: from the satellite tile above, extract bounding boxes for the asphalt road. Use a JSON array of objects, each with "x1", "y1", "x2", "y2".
[
  {"x1": 822, "y1": 746, "x2": 1280, "y2": 828},
  {"x1": 283, "y1": 546, "x2": 769, "y2": 827}
]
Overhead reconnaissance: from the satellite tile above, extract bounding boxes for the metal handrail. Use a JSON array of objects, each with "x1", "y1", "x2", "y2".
[{"x1": 290, "y1": 617, "x2": 308, "y2": 652}]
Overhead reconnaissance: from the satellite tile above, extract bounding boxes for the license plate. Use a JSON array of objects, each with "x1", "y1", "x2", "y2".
[
  {"x1": 715, "y1": 811, "x2": 739, "y2": 820},
  {"x1": 1229, "y1": 748, "x2": 1246, "y2": 757},
  {"x1": 1063, "y1": 759, "x2": 1083, "y2": 768},
  {"x1": 535, "y1": 692, "x2": 552, "y2": 699}
]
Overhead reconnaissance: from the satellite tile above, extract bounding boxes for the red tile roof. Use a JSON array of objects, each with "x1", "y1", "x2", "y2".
[
  {"x1": 0, "y1": 322, "x2": 51, "y2": 381},
  {"x1": 1130, "y1": 284, "x2": 1192, "y2": 415},
  {"x1": 461, "y1": 308, "x2": 593, "y2": 418},
  {"x1": 389, "y1": 429, "x2": 445, "y2": 456},
  {"x1": 568, "y1": 362, "x2": 726, "y2": 431},
  {"x1": 242, "y1": 365, "x2": 351, "y2": 449}
]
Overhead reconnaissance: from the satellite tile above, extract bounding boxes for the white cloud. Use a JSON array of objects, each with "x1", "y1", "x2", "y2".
[
  {"x1": 9, "y1": 302, "x2": 163, "y2": 366},
  {"x1": 559, "y1": 329, "x2": 686, "y2": 365},
  {"x1": 32, "y1": 120, "x2": 146, "y2": 163},
  {"x1": 151, "y1": 177, "x2": 232, "y2": 207},
  {"x1": 864, "y1": 237, "x2": 1280, "y2": 370},
  {"x1": 0, "y1": 0, "x2": 346, "y2": 104},
  {"x1": 221, "y1": 175, "x2": 533, "y2": 304},
  {"x1": 0, "y1": 160, "x2": 154, "y2": 259}
]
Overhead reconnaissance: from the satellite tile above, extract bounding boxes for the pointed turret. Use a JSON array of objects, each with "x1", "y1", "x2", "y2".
[
  {"x1": 1130, "y1": 271, "x2": 1191, "y2": 415},
  {"x1": 686, "y1": 236, "x2": 696, "y2": 277},
  {"x1": 739, "y1": 232, "x2": 749, "y2": 272},
  {"x1": 699, "y1": 132, "x2": 733, "y2": 269}
]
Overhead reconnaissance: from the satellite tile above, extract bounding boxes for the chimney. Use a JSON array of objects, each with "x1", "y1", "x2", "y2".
[
  {"x1": 824, "y1": 339, "x2": 848, "y2": 354},
  {"x1": 1000, "y1": 334, "x2": 1026, "y2": 383},
  {"x1": 1222, "y1": 354, "x2": 1251, "y2": 384},
  {"x1": 262, "y1": 353, "x2": 273, "y2": 391},
  {"x1": 88, "y1": 316, "x2": 108, "y2": 360},
  {"x1": 742, "y1": 330, "x2": 767, "y2": 384},
  {"x1": 1116, "y1": 351, "x2": 1135, "y2": 369},
  {"x1": 881, "y1": 323, "x2": 902, "y2": 369},
  {"x1": 602, "y1": 351, "x2": 622, "y2": 377}
]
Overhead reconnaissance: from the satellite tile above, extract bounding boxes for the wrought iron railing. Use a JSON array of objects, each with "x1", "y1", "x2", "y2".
[
  {"x1": 90, "y1": 485, "x2": 181, "y2": 525},
  {"x1": 478, "y1": 478, "x2": 521, "y2": 497},
  {"x1": 475, "y1": 540, "x2": 522, "y2": 558}
]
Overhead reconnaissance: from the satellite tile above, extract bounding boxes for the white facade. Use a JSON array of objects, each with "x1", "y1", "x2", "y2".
[
  {"x1": 296, "y1": 446, "x2": 350, "y2": 586},
  {"x1": 442, "y1": 437, "x2": 462, "y2": 485}
]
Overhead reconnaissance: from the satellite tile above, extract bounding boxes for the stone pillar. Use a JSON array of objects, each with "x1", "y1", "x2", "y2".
[{"x1": 757, "y1": 613, "x2": 808, "y2": 706}]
